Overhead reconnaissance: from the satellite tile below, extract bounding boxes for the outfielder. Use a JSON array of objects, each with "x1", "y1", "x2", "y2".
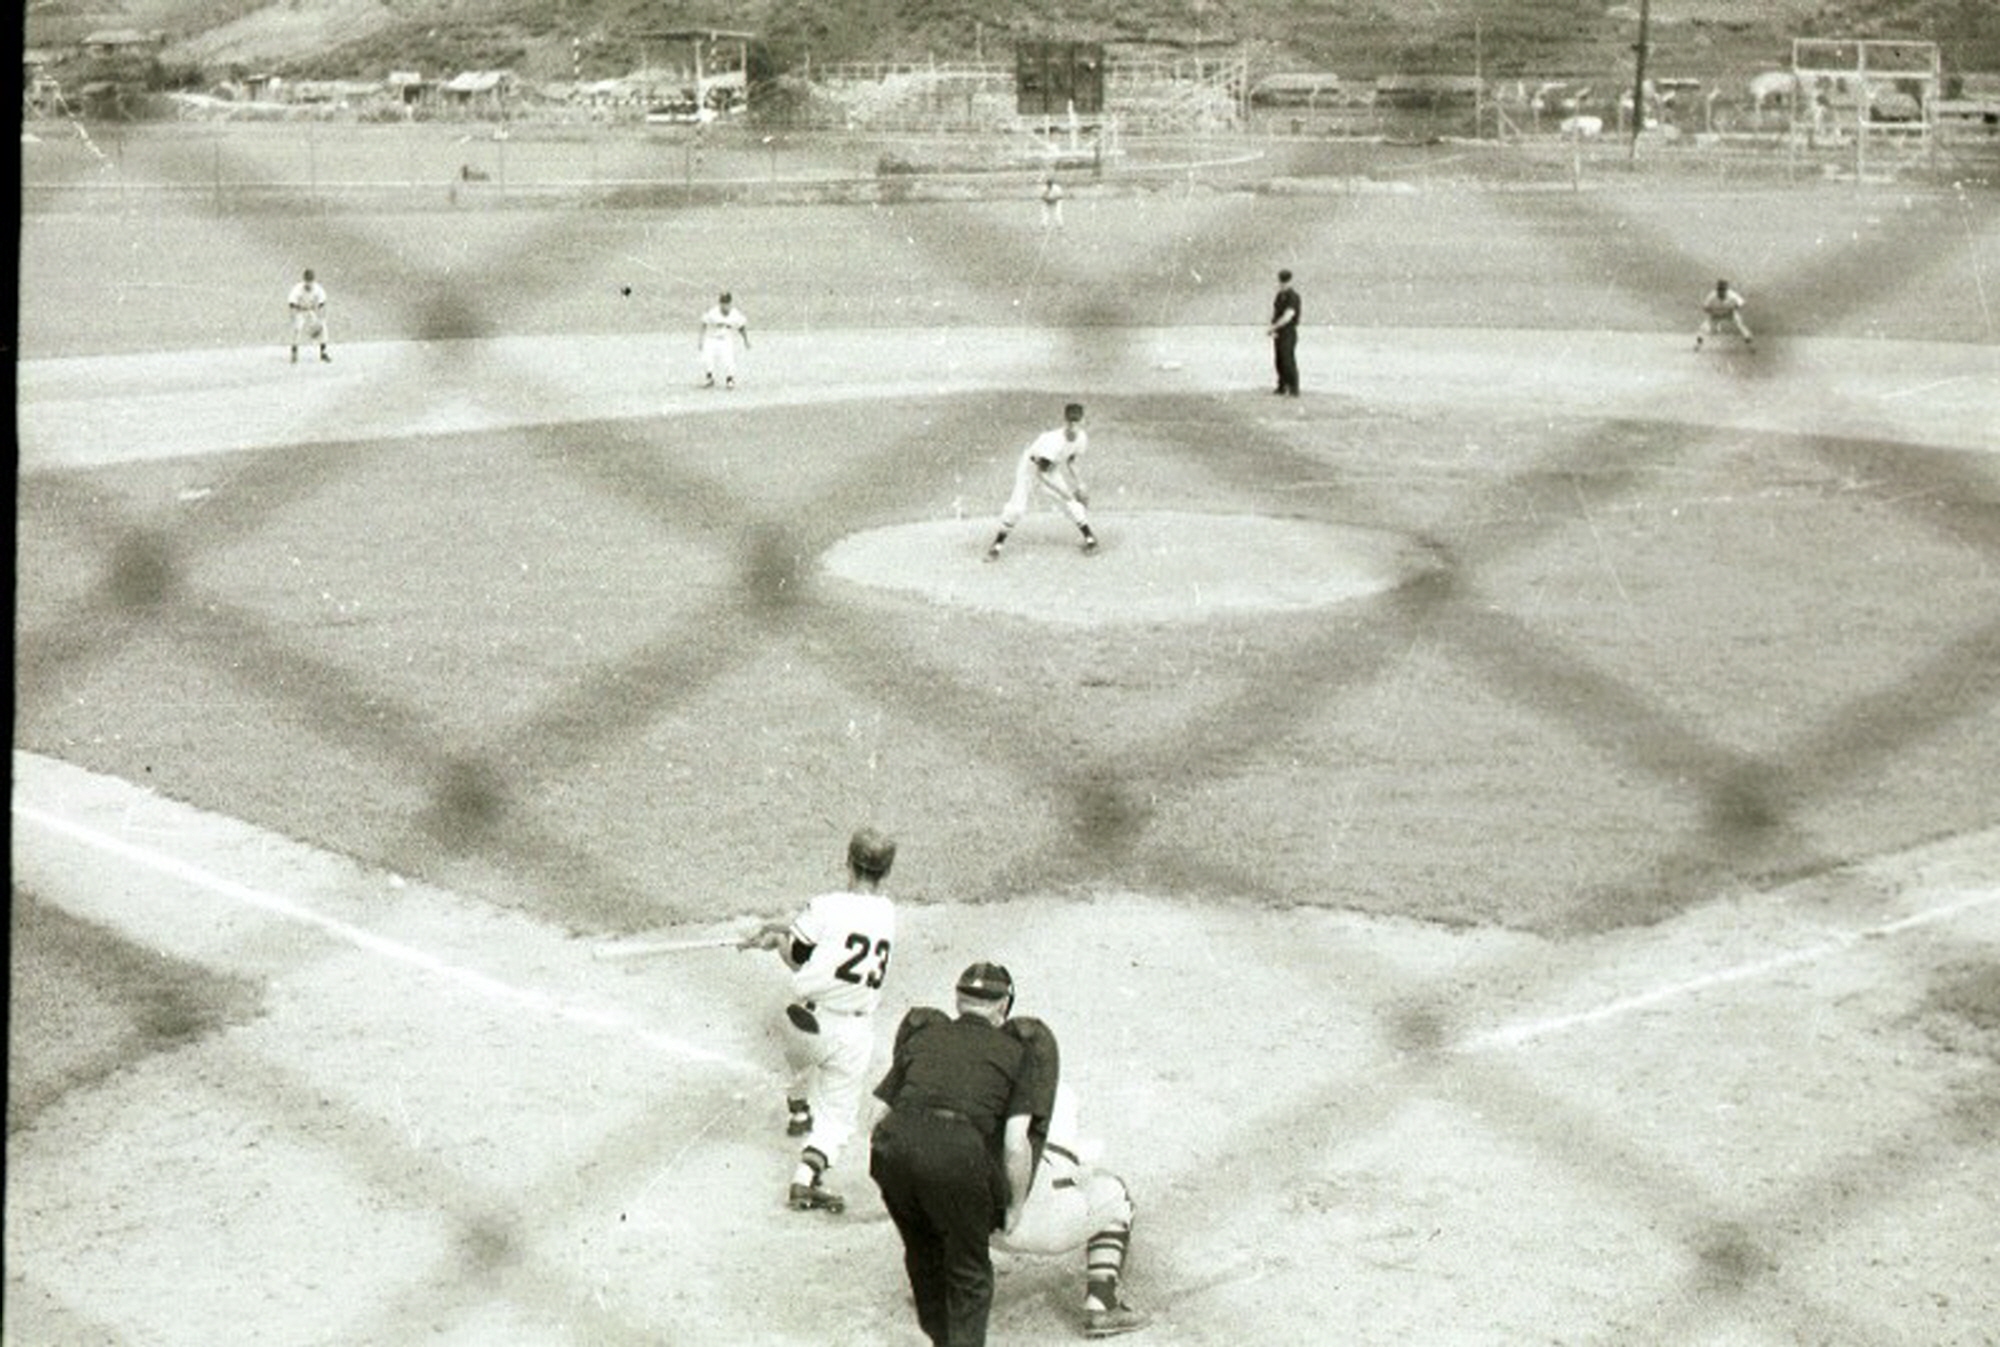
[
  {"x1": 742, "y1": 827, "x2": 898, "y2": 1214},
  {"x1": 287, "y1": 268, "x2": 331, "y2": 364},
  {"x1": 996, "y1": 1016, "x2": 1148, "y2": 1339},
  {"x1": 1695, "y1": 278, "x2": 1755, "y2": 351},
  {"x1": 1041, "y1": 176, "x2": 1066, "y2": 231},
  {"x1": 985, "y1": 402, "x2": 1099, "y2": 561},
  {"x1": 698, "y1": 290, "x2": 750, "y2": 388}
]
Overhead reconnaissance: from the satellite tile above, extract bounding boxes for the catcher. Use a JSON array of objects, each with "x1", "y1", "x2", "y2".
[
  {"x1": 996, "y1": 1016, "x2": 1149, "y2": 1339},
  {"x1": 985, "y1": 401, "x2": 1099, "y2": 561},
  {"x1": 288, "y1": 268, "x2": 331, "y2": 364}
]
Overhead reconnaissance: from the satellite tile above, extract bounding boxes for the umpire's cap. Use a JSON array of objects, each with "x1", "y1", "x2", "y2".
[
  {"x1": 847, "y1": 827, "x2": 897, "y2": 880},
  {"x1": 956, "y1": 961, "x2": 1014, "y2": 1001}
]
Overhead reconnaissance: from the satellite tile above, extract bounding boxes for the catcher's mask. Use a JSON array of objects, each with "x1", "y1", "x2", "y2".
[{"x1": 956, "y1": 961, "x2": 1015, "y2": 1016}]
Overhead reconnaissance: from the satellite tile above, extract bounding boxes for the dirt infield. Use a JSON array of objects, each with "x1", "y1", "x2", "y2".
[
  {"x1": 12, "y1": 758, "x2": 1999, "y2": 1346},
  {"x1": 11, "y1": 137, "x2": 2000, "y2": 1346}
]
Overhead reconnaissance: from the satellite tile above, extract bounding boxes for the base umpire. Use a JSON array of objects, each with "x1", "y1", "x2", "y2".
[{"x1": 869, "y1": 962, "x2": 1039, "y2": 1347}]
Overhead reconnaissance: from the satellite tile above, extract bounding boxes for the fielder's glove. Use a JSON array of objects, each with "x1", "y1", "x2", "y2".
[{"x1": 1032, "y1": 456, "x2": 1054, "y2": 472}]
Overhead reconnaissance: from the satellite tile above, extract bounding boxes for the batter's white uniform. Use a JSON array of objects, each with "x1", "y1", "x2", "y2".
[
  {"x1": 699, "y1": 301, "x2": 749, "y2": 384},
  {"x1": 1001, "y1": 422, "x2": 1091, "y2": 532},
  {"x1": 781, "y1": 887, "x2": 895, "y2": 1172},
  {"x1": 993, "y1": 1084, "x2": 1133, "y2": 1258},
  {"x1": 288, "y1": 279, "x2": 329, "y2": 347}
]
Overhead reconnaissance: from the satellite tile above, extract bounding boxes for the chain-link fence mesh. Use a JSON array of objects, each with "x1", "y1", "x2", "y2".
[{"x1": 14, "y1": 106, "x2": 2000, "y2": 1342}]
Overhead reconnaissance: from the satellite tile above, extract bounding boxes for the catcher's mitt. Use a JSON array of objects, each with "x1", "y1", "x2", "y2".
[{"x1": 786, "y1": 1002, "x2": 821, "y2": 1034}]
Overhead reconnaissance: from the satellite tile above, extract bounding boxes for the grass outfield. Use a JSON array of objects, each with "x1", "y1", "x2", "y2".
[{"x1": 11, "y1": 129, "x2": 2000, "y2": 1344}]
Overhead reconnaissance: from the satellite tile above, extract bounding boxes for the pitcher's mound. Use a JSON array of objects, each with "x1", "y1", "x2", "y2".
[{"x1": 822, "y1": 512, "x2": 1426, "y2": 625}]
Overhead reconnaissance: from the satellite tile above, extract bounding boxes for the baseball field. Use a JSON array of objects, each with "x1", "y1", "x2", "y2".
[{"x1": 10, "y1": 122, "x2": 2000, "y2": 1346}]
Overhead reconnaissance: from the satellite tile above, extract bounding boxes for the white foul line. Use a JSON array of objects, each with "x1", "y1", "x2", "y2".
[
  {"x1": 14, "y1": 802, "x2": 759, "y2": 1075},
  {"x1": 1462, "y1": 887, "x2": 2000, "y2": 1052}
]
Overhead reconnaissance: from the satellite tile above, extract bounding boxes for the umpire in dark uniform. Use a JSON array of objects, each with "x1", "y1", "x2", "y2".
[
  {"x1": 869, "y1": 962, "x2": 1037, "y2": 1347},
  {"x1": 1269, "y1": 268, "x2": 1302, "y2": 396}
]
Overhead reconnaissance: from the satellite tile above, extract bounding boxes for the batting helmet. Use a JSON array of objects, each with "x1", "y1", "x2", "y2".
[{"x1": 847, "y1": 827, "x2": 897, "y2": 881}]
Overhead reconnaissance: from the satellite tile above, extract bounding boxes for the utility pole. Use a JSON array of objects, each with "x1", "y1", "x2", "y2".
[
  {"x1": 1628, "y1": 0, "x2": 1650, "y2": 162},
  {"x1": 1474, "y1": 20, "x2": 1484, "y2": 140}
]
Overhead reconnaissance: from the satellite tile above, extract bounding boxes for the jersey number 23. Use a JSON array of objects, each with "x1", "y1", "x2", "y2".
[{"x1": 836, "y1": 933, "x2": 892, "y2": 989}]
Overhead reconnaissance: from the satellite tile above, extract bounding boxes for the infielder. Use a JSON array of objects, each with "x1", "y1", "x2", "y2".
[
  {"x1": 1695, "y1": 279, "x2": 1755, "y2": 351},
  {"x1": 997, "y1": 1017, "x2": 1148, "y2": 1339},
  {"x1": 1041, "y1": 176, "x2": 1066, "y2": 231},
  {"x1": 742, "y1": 827, "x2": 898, "y2": 1214},
  {"x1": 985, "y1": 402, "x2": 1099, "y2": 561},
  {"x1": 698, "y1": 290, "x2": 750, "y2": 388},
  {"x1": 287, "y1": 268, "x2": 331, "y2": 364}
]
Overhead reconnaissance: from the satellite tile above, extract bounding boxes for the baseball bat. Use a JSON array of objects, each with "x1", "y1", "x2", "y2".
[{"x1": 591, "y1": 935, "x2": 747, "y2": 961}]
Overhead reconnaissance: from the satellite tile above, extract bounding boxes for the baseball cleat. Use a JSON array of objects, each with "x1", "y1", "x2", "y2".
[
  {"x1": 983, "y1": 547, "x2": 1003, "y2": 563},
  {"x1": 788, "y1": 1181, "x2": 845, "y2": 1214},
  {"x1": 1083, "y1": 1302, "x2": 1149, "y2": 1337},
  {"x1": 1080, "y1": 536, "x2": 1099, "y2": 554}
]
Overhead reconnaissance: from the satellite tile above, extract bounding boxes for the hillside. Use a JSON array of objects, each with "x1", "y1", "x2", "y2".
[{"x1": 25, "y1": 0, "x2": 2000, "y2": 85}]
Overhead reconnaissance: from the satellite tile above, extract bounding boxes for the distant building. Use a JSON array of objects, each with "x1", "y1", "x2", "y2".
[
  {"x1": 1250, "y1": 72, "x2": 1344, "y2": 109},
  {"x1": 631, "y1": 28, "x2": 754, "y2": 118},
  {"x1": 386, "y1": 71, "x2": 432, "y2": 109},
  {"x1": 1373, "y1": 74, "x2": 1483, "y2": 108},
  {"x1": 22, "y1": 49, "x2": 66, "y2": 115},
  {"x1": 82, "y1": 29, "x2": 164, "y2": 59},
  {"x1": 443, "y1": 70, "x2": 516, "y2": 114}
]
